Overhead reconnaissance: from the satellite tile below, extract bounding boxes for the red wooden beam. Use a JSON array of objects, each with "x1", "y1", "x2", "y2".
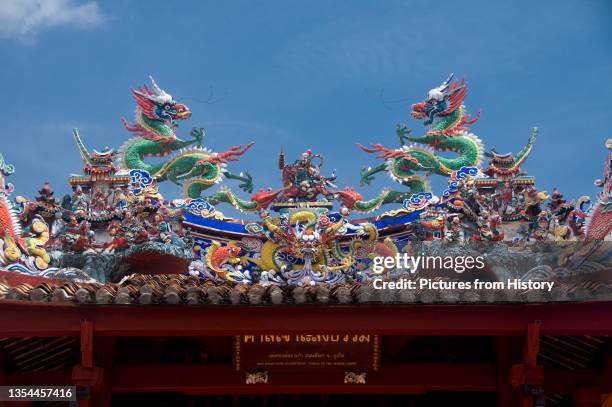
[
  {"x1": 0, "y1": 363, "x2": 497, "y2": 393},
  {"x1": 110, "y1": 363, "x2": 498, "y2": 394},
  {"x1": 3, "y1": 365, "x2": 611, "y2": 395},
  {"x1": 0, "y1": 301, "x2": 612, "y2": 337}
]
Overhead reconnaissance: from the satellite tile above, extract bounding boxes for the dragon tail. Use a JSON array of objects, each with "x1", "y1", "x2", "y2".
[{"x1": 200, "y1": 187, "x2": 261, "y2": 212}]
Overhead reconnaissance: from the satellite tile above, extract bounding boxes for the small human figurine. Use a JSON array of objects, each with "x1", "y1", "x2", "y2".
[
  {"x1": 474, "y1": 210, "x2": 493, "y2": 240},
  {"x1": 549, "y1": 187, "x2": 566, "y2": 213},
  {"x1": 532, "y1": 210, "x2": 553, "y2": 240},
  {"x1": 105, "y1": 220, "x2": 128, "y2": 252},
  {"x1": 497, "y1": 181, "x2": 514, "y2": 215},
  {"x1": 489, "y1": 213, "x2": 504, "y2": 241},
  {"x1": 112, "y1": 187, "x2": 128, "y2": 210},
  {"x1": 71, "y1": 185, "x2": 89, "y2": 217},
  {"x1": 90, "y1": 188, "x2": 109, "y2": 215},
  {"x1": 446, "y1": 216, "x2": 464, "y2": 242},
  {"x1": 279, "y1": 150, "x2": 337, "y2": 202}
]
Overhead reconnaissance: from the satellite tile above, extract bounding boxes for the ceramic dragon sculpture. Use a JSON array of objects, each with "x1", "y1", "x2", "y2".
[
  {"x1": 119, "y1": 76, "x2": 254, "y2": 199},
  {"x1": 585, "y1": 139, "x2": 612, "y2": 240},
  {"x1": 0, "y1": 154, "x2": 50, "y2": 270},
  {"x1": 353, "y1": 74, "x2": 483, "y2": 212},
  {"x1": 204, "y1": 207, "x2": 398, "y2": 284}
]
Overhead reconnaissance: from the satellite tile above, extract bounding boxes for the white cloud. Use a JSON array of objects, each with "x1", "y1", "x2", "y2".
[{"x1": 0, "y1": 0, "x2": 104, "y2": 41}]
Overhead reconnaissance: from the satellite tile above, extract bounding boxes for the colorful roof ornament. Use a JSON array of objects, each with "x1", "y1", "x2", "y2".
[{"x1": 0, "y1": 75, "x2": 606, "y2": 288}]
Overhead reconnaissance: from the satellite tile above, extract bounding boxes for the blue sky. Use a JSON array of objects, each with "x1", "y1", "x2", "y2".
[{"x1": 1, "y1": 0, "x2": 610, "y2": 216}]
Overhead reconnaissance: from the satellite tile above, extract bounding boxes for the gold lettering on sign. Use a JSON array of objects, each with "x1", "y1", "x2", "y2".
[{"x1": 234, "y1": 333, "x2": 380, "y2": 372}]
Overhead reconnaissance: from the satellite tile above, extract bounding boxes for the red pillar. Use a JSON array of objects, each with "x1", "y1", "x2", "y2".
[
  {"x1": 510, "y1": 321, "x2": 544, "y2": 407},
  {"x1": 91, "y1": 336, "x2": 115, "y2": 406},
  {"x1": 496, "y1": 336, "x2": 520, "y2": 407},
  {"x1": 72, "y1": 319, "x2": 104, "y2": 407}
]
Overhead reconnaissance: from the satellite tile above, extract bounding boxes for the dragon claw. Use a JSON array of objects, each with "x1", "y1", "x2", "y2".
[
  {"x1": 396, "y1": 124, "x2": 411, "y2": 137},
  {"x1": 396, "y1": 124, "x2": 412, "y2": 145},
  {"x1": 239, "y1": 172, "x2": 254, "y2": 193},
  {"x1": 360, "y1": 168, "x2": 375, "y2": 186},
  {"x1": 190, "y1": 127, "x2": 205, "y2": 147}
]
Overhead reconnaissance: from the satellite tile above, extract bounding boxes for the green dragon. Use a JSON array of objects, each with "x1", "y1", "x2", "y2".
[
  {"x1": 353, "y1": 74, "x2": 483, "y2": 211},
  {"x1": 119, "y1": 76, "x2": 254, "y2": 198}
]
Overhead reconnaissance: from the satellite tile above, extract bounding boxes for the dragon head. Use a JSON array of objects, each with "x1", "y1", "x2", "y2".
[
  {"x1": 131, "y1": 76, "x2": 191, "y2": 126},
  {"x1": 411, "y1": 73, "x2": 468, "y2": 126},
  {"x1": 251, "y1": 187, "x2": 282, "y2": 210},
  {"x1": 336, "y1": 187, "x2": 362, "y2": 210}
]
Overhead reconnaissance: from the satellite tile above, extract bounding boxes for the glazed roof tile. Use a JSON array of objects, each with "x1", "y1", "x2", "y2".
[{"x1": 1, "y1": 271, "x2": 611, "y2": 306}]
